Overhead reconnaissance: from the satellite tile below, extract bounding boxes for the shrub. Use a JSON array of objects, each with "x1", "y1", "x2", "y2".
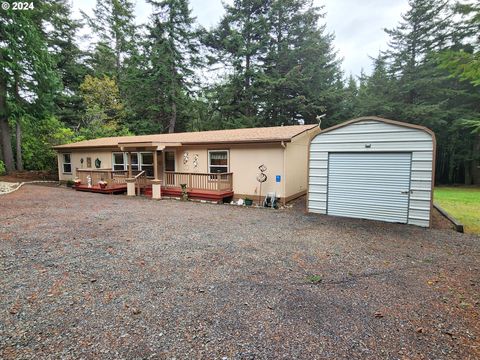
[{"x1": 0, "y1": 160, "x2": 5, "y2": 176}]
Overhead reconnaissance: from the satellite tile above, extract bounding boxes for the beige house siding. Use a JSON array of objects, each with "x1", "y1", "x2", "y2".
[
  {"x1": 56, "y1": 126, "x2": 319, "y2": 201},
  {"x1": 284, "y1": 127, "x2": 320, "y2": 201},
  {"x1": 173, "y1": 144, "x2": 286, "y2": 199},
  {"x1": 230, "y1": 145, "x2": 285, "y2": 200},
  {"x1": 173, "y1": 147, "x2": 208, "y2": 173},
  {"x1": 57, "y1": 150, "x2": 114, "y2": 181}
]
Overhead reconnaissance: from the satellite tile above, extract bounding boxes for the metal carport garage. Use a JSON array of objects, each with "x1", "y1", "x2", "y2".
[{"x1": 307, "y1": 117, "x2": 435, "y2": 227}]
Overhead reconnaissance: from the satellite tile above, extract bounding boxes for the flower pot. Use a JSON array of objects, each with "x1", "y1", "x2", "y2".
[
  {"x1": 99, "y1": 183, "x2": 107, "y2": 189},
  {"x1": 244, "y1": 199, "x2": 253, "y2": 206}
]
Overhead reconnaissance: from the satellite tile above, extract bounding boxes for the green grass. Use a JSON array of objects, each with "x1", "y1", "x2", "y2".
[
  {"x1": 306, "y1": 274, "x2": 323, "y2": 284},
  {"x1": 434, "y1": 187, "x2": 480, "y2": 234}
]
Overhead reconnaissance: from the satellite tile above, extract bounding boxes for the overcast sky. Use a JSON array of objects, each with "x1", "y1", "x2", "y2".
[{"x1": 73, "y1": 0, "x2": 410, "y2": 77}]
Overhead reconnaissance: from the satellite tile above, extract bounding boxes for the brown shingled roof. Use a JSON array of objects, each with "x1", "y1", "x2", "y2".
[{"x1": 53, "y1": 124, "x2": 318, "y2": 150}]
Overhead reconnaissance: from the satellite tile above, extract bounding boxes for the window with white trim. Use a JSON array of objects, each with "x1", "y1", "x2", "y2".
[
  {"x1": 112, "y1": 152, "x2": 154, "y2": 176},
  {"x1": 112, "y1": 152, "x2": 126, "y2": 171},
  {"x1": 63, "y1": 153, "x2": 72, "y2": 173},
  {"x1": 208, "y1": 150, "x2": 229, "y2": 173}
]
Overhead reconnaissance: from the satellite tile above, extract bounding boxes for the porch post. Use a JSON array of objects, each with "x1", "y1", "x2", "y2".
[
  {"x1": 126, "y1": 178, "x2": 136, "y2": 196},
  {"x1": 152, "y1": 149, "x2": 161, "y2": 199},
  {"x1": 128, "y1": 151, "x2": 132, "y2": 178},
  {"x1": 153, "y1": 150, "x2": 158, "y2": 180}
]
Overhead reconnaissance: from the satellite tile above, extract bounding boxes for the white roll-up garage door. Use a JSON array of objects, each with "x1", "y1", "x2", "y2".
[{"x1": 327, "y1": 153, "x2": 412, "y2": 223}]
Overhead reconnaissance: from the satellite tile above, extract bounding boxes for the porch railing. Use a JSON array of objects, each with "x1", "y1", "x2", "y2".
[
  {"x1": 134, "y1": 170, "x2": 147, "y2": 195},
  {"x1": 164, "y1": 172, "x2": 233, "y2": 191},
  {"x1": 75, "y1": 168, "x2": 130, "y2": 187}
]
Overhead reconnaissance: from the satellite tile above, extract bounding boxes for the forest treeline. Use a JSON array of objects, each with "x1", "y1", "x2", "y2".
[{"x1": 0, "y1": 0, "x2": 478, "y2": 184}]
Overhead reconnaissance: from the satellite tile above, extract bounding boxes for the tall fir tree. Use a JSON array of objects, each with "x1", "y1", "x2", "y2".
[
  {"x1": 205, "y1": 0, "x2": 272, "y2": 127},
  {"x1": 356, "y1": 55, "x2": 397, "y2": 118},
  {"x1": 48, "y1": 0, "x2": 90, "y2": 128},
  {"x1": 377, "y1": 0, "x2": 480, "y2": 184},
  {"x1": 262, "y1": 0, "x2": 343, "y2": 127},
  {"x1": 140, "y1": 0, "x2": 202, "y2": 133},
  {"x1": 83, "y1": 0, "x2": 137, "y2": 81},
  {"x1": 0, "y1": 0, "x2": 61, "y2": 172}
]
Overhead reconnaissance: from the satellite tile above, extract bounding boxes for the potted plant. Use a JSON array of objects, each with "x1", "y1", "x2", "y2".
[
  {"x1": 180, "y1": 183, "x2": 188, "y2": 201},
  {"x1": 66, "y1": 179, "x2": 75, "y2": 188},
  {"x1": 244, "y1": 197, "x2": 253, "y2": 206},
  {"x1": 98, "y1": 180, "x2": 107, "y2": 189},
  {"x1": 74, "y1": 178, "x2": 82, "y2": 187}
]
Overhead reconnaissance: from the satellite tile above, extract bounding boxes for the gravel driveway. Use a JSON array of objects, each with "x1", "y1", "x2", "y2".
[{"x1": 1, "y1": 185, "x2": 479, "y2": 359}]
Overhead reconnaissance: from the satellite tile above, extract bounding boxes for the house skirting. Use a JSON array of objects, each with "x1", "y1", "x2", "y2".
[{"x1": 233, "y1": 190, "x2": 306, "y2": 205}]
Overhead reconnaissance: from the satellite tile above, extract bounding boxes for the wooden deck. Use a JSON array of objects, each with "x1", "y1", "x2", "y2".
[
  {"x1": 146, "y1": 186, "x2": 234, "y2": 202},
  {"x1": 73, "y1": 170, "x2": 234, "y2": 202},
  {"x1": 74, "y1": 184, "x2": 127, "y2": 194},
  {"x1": 74, "y1": 184, "x2": 233, "y2": 202}
]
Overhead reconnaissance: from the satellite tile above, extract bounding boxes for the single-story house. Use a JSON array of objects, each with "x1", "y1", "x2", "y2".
[{"x1": 54, "y1": 124, "x2": 320, "y2": 203}]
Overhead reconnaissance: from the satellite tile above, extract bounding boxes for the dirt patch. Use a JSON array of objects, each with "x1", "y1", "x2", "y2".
[
  {"x1": 0, "y1": 170, "x2": 57, "y2": 183},
  {"x1": 432, "y1": 206, "x2": 457, "y2": 231},
  {"x1": 1, "y1": 185, "x2": 479, "y2": 359}
]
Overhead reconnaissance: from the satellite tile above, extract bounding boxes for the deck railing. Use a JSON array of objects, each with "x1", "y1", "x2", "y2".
[
  {"x1": 134, "y1": 170, "x2": 147, "y2": 195},
  {"x1": 75, "y1": 169, "x2": 130, "y2": 187},
  {"x1": 164, "y1": 171, "x2": 233, "y2": 191}
]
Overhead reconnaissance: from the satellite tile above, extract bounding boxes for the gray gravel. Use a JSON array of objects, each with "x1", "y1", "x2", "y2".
[{"x1": 1, "y1": 185, "x2": 479, "y2": 359}]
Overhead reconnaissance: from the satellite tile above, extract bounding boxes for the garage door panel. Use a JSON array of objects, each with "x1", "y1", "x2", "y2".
[
  {"x1": 329, "y1": 193, "x2": 408, "y2": 208},
  {"x1": 327, "y1": 153, "x2": 411, "y2": 223}
]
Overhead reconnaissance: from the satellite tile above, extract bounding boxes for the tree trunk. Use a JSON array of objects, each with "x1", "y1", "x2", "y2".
[
  {"x1": 14, "y1": 75, "x2": 23, "y2": 171},
  {"x1": 15, "y1": 120, "x2": 23, "y2": 171},
  {"x1": 0, "y1": 65, "x2": 14, "y2": 173},
  {"x1": 472, "y1": 134, "x2": 480, "y2": 185},
  {"x1": 168, "y1": 45, "x2": 176, "y2": 134},
  {"x1": 464, "y1": 161, "x2": 472, "y2": 185},
  {"x1": 169, "y1": 99, "x2": 176, "y2": 134},
  {"x1": 0, "y1": 132, "x2": 3, "y2": 162}
]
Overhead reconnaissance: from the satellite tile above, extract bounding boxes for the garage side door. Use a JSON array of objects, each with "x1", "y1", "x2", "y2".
[{"x1": 327, "y1": 153, "x2": 411, "y2": 223}]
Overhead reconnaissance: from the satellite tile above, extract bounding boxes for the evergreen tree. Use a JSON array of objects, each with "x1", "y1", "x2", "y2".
[
  {"x1": 356, "y1": 55, "x2": 397, "y2": 118},
  {"x1": 205, "y1": 0, "x2": 271, "y2": 126},
  {"x1": 140, "y1": 0, "x2": 202, "y2": 133},
  {"x1": 262, "y1": 0, "x2": 343, "y2": 127},
  {"x1": 0, "y1": 0, "x2": 60, "y2": 172},
  {"x1": 48, "y1": 0, "x2": 90, "y2": 128},
  {"x1": 83, "y1": 0, "x2": 137, "y2": 81},
  {"x1": 377, "y1": 0, "x2": 480, "y2": 184}
]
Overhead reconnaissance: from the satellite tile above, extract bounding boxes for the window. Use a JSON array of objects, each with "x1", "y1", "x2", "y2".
[
  {"x1": 165, "y1": 151, "x2": 175, "y2": 172},
  {"x1": 208, "y1": 150, "x2": 229, "y2": 173},
  {"x1": 112, "y1": 152, "x2": 154, "y2": 176},
  {"x1": 140, "y1": 152, "x2": 154, "y2": 177},
  {"x1": 131, "y1": 153, "x2": 139, "y2": 171},
  {"x1": 63, "y1": 153, "x2": 72, "y2": 173},
  {"x1": 113, "y1": 152, "x2": 126, "y2": 171}
]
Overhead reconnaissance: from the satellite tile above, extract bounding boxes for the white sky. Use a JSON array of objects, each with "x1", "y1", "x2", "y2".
[{"x1": 72, "y1": 0, "x2": 410, "y2": 77}]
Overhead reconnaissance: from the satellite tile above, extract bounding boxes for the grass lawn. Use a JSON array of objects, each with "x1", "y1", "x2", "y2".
[{"x1": 434, "y1": 187, "x2": 480, "y2": 234}]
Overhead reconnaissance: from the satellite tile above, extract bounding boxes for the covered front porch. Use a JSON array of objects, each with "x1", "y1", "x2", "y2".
[{"x1": 73, "y1": 139, "x2": 234, "y2": 202}]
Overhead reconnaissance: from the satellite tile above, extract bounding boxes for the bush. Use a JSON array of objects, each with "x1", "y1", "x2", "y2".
[
  {"x1": 66, "y1": 179, "x2": 75, "y2": 187},
  {"x1": 0, "y1": 160, "x2": 5, "y2": 176}
]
